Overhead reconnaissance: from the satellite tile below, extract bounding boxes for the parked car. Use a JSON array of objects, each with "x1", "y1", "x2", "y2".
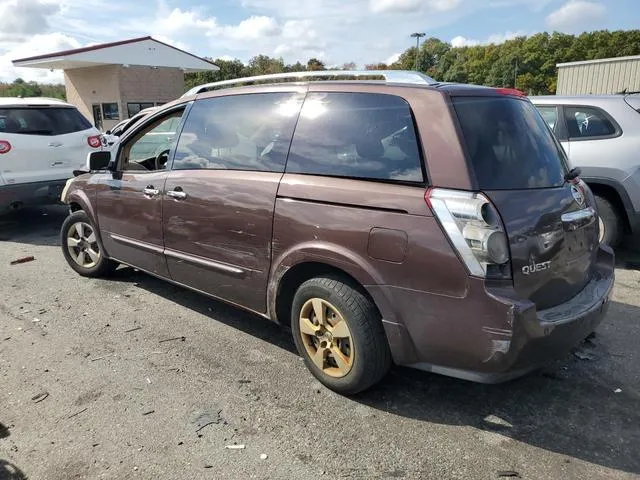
[
  {"x1": 531, "y1": 94, "x2": 640, "y2": 246},
  {"x1": 102, "y1": 106, "x2": 161, "y2": 147},
  {"x1": 59, "y1": 71, "x2": 614, "y2": 394},
  {"x1": 0, "y1": 97, "x2": 102, "y2": 213}
]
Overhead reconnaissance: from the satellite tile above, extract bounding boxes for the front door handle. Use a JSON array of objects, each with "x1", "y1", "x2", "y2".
[
  {"x1": 48, "y1": 142, "x2": 63, "y2": 147},
  {"x1": 167, "y1": 190, "x2": 187, "y2": 200},
  {"x1": 143, "y1": 186, "x2": 160, "y2": 197},
  {"x1": 50, "y1": 161, "x2": 64, "y2": 167}
]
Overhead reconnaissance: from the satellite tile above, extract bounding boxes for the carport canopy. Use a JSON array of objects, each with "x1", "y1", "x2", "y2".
[{"x1": 12, "y1": 36, "x2": 219, "y2": 73}]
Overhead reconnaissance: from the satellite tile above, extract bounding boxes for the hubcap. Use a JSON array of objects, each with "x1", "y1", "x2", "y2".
[
  {"x1": 67, "y1": 221, "x2": 101, "y2": 268},
  {"x1": 299, "y1": 298, "x2": 354, "y2": 378}
]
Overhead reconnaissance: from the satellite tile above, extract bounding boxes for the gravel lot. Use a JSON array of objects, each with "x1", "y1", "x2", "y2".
[{"x1": 1, "y1": 206, "x2": 639, "y2": 480}]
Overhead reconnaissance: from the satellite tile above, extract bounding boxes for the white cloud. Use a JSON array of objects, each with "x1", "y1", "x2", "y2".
[
  {"x1": 451, "y1": 30, "x2": 526, "y2": 47},
  {"x1": 451, "y1": 36, "x2": 479, "y2": 47},
  {"x1": 222, "y1": 16, "x2": 281, "y2": 40},
  {"x1": 546, "y1": 1, "x2": 606, "y2": 32},
  {"x1": 0, "y1": 0, "x2": 60, "y2": 40},
  {"x1": 0, "y1": 33, "x2": 81, "y2": 83},
  {"x1": 370, "y1": 0, "x2": 461, "y2": 13},
  {"x1": 370, "y1": 0, "x2": 422, "y2": 13},
  {"x1": 386, "y1": 52, "x2": 401, "y2": 64}
]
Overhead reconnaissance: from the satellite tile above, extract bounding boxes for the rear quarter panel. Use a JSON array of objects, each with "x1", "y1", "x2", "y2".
[{"x1": 269, "y1": 174, "x2": 469, "y2": 322}]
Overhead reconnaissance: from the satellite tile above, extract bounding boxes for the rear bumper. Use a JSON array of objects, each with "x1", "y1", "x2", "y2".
[
  {"x1": 0, "y1": 180, "x2": 67, "y2": 213},
  {"x1": 371, "y1": 244, "x2": 615, "y2": 383}
]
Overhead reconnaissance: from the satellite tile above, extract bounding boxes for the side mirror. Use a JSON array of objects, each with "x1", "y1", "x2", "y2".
[
  {"x1": 105, "y1": 130, "x2": 112, "y2": 135},
  {"x1": 88, "y1": 151, "x2": 112, "y2": 171}
]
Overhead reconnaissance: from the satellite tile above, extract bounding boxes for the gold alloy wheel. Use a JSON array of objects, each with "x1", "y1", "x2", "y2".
[
  {"x1": 299, "y1": 298, "x2": 354, "y2": 378},
  {"x1": 67, "y1": 221, "x2": 101, "y2": 269}
]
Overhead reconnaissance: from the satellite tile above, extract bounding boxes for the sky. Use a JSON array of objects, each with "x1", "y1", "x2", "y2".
[{"x1": 0, "y1": 0, "x2": 637, "y2": 83}]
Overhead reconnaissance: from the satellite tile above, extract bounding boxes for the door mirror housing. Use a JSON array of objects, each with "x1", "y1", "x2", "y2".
[{"x1": 88, "y1": 151, "x2": 112, "y2": 171}]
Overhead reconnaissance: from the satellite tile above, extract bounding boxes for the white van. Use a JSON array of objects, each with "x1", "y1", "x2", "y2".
[{"x1": 0, "y1": 97, "x2": 102, "y2": 212}]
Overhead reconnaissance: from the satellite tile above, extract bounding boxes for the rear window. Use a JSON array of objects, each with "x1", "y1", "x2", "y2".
[
  {"x1": 286, "y1": 92, "x2": 424, "y2": 182},
  {"x1": 452, "y1": 97, "x2": 567, "y2": 190},
  {"x1": 0, "y1": 107, "x2": 92, "y2": 136}
]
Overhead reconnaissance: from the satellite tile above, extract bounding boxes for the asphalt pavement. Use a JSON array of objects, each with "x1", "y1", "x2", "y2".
[{"x1": 1, "y1": 206, "x2": 639, "y2": 480}]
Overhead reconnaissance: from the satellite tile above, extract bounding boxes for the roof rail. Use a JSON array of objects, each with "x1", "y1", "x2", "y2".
[{"x1": 182, "y1": 70, "x2": 437, "y2": 97}]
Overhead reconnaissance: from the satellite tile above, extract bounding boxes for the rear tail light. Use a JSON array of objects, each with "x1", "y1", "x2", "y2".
[
  {"x1": 0, "y1": 140, "x2": 12, "y2": 154},
  {"x1": 87, "y1": 135, "x2": 102, "y2": 148},
  {"x1": 426, "y1": 188, "x2": 511, "y2": 279}
]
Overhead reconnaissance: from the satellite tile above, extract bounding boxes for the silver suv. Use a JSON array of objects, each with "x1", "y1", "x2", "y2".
[{"x1": 531, "y1": 94, "x2": 640, "y2": 246}]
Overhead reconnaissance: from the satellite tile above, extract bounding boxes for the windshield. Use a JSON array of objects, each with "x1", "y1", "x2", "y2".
[{"x1": 452, "y1": 96, "x2": 567, "y2": 190}]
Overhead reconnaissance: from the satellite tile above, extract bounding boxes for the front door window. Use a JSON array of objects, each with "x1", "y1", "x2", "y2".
[{"x1": 119, "y1": 110, "x2": 183, "y2": 172}]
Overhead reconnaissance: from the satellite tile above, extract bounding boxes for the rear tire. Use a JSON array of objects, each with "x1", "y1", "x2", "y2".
[
  {"x1": 61, "y1": 210, "x2": 118, "y2": 277},
  {"x1": 291, "y1": 276, "x2": 391, "y2": 395},
  {"x1": 595, "y1": 195, "x2": 622, "y2": 247}
]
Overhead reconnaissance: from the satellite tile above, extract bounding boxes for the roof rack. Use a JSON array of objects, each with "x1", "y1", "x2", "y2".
[{"x1": 182, "y1": 70, "x2": 437, "y2": 97}]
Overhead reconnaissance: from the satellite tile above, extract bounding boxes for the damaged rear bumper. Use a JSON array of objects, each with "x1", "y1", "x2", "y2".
[{"x1": 371, "y1": 244, "x2": 615, "y2": 383}]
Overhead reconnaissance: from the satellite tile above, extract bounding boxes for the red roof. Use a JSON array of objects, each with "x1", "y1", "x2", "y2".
[{"x1": 13, "y1": 36, "x2": 216, "y2": 67}]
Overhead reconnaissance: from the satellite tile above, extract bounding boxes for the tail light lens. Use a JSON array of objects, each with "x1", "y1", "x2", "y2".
[
  {"x1": 87, "y1": 135, "x2": 102, "y2": 148},
  {"x1": 426, "y1": 188, "x2": 511, "y2": 279},
  {"x1": 0, "y1": 140, "x2": 12, "y2": 154}
]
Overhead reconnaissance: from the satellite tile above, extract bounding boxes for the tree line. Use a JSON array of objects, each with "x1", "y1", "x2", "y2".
[
  {"x1": 0, "y1": 78, "x2": 66, "y2": 100},
  {"x1": 3, "y1": 29, "x2": 638, "y2": 99},
  {"x1": 186, "y1": 29, "x2": 640, "y2": 95}
]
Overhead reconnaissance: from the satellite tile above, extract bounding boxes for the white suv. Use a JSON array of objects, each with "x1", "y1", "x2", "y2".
[{"x1": 0, "y1": 97, "x2": 102, "y2": 212}]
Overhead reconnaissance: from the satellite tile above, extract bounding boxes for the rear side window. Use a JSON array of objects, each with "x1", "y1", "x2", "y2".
[
  {"x1": 536, "y1": 106, "x2": 559, "y2": 132},
  {"x1": 173, "y1": 92, "x2": 303, "y2": 173},
  {"x1": 452, "y1": 97, "x2": 567, "y2": 190},
  {"x1": 0, "y1": 107, "x2": 92, "y2": 136},
  {"x1": 286, "y1": 92, "x2": 423, "y2": 182},
  {"x1": 564, "y1": 106, "x2": 616, "y2": 139}
]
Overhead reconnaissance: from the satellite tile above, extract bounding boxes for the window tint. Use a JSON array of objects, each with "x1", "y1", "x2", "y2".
[
  {"x1": 286, "y1": 93, "x2": 423, "y2": 182},
  {"x1": 173, "y1": 93, "x2": 303, "y2": 173},
  {"x1": 0, "y1": 107, "x2": 92, "y2": 135},
  {"x1": 565, "y1": 106, "x2": 616, "y2": 139},
  {"x1": 453, "y1": 97, "x2": 567, "y2": 190},
  {"x1": 536, "y1": 106, "x2": 559, "y2": 132}
]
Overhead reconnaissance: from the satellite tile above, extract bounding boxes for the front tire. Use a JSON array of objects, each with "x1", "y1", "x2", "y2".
[
  {"x1": 291, "y1": 276, "x2": 391, "y2": 395},
  {"x1": 595, "y1": 195, "x2": 623, "y2": 247},
  {"x1": 61, "y1": 211, "x2": 118, "y2": 277}
]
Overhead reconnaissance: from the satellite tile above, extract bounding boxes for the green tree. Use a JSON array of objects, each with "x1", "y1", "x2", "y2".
[{"x1": 306, "y1": 58, "x2": 326, "y2": 71}]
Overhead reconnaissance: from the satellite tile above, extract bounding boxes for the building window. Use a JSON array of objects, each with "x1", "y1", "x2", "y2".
[
  {"x1": 127, "y1": 102, "x2": 155, "y2": 118},
  {"x1": 102, "y1": 103, "x2": 120, "y2": 120}
]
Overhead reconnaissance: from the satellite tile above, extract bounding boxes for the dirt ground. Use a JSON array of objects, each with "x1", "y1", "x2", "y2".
[{"x1": 1, "y1": 206, "x2": 639, "y2": 480}]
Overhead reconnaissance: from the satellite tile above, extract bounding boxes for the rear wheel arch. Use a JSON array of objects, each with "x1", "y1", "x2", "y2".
[
  {"x1": 273, "y1": 261, "x2": 381, "y2": 328},
  {"x1": 585, "y1": 181, "x2": 630, "y2": 232}
]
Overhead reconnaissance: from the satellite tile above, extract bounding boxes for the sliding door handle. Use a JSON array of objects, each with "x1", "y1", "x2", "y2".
[{"x1": 167, "y1": 190, "x2": 187, "y2": 200}]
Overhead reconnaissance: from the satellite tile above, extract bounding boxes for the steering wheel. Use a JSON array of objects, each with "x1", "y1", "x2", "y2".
[{"x1": 154, "y1": 149, "x2": 171, "y2": 170}]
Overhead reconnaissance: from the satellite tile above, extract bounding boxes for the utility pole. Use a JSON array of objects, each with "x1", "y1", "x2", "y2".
[{"x1": 410, "y1": 32, "x2": 426, "y2": 71}]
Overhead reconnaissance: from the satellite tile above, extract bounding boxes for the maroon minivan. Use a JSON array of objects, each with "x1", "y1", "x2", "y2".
[{"x1": 60, "y1": 71, "x2": 614, "y2": 394}]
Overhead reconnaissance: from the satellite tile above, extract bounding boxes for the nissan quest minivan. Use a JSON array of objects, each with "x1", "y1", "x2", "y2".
[{"x1": 59, "y1": 71, "x2": 614, "y2": 394}]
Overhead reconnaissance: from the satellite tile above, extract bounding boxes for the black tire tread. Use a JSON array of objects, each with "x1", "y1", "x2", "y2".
[{"x1": 595, "y1": 194, "x2": 623, "y2": 247}]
